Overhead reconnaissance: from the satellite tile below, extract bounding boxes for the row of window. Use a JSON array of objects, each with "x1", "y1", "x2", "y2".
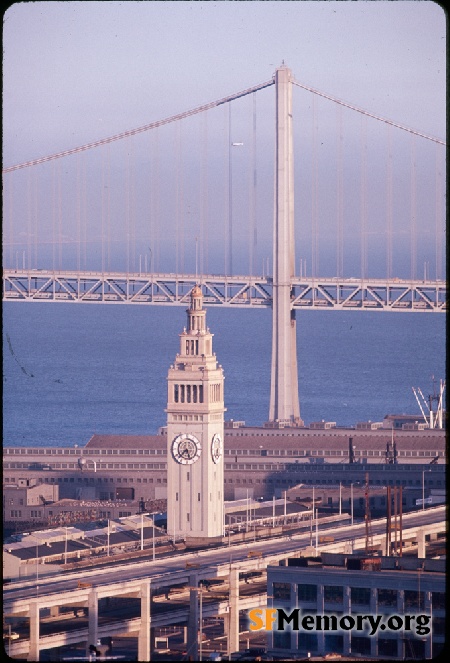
[
  {"x1": 228, "y1": 448, "x2": 444, "y2": 457},
  {"x1": 232, "y1": 429, "x2": 443, "y2": 438},
  {"x1": 3, "y1": 459, "x2": 444, "y2": 480},
  {"x1": 4, "y1": 447, "x2": 444, "y2": 457},
  {"x1": 224, "y1": 475, "x2": 442, "y2": 488},
  {"x1": 210, "y1": 383, "x2": 222, "y2": 402},
  {"x1": 174, "y1": 491, "x2": 221, "y2": 501},
  {"x1": 274, "y1": 632, "x2": 431, "y2": 657},
  {"x1": 184, "y1": 339, "x2": 200, "y2": 355},
  {"x1": 8, "y1": 508, "x2": 133, "y2": 520},
  {"x1": 4, "y1": 462, "x2": 167, "y2": 470},
  {"x1": 239, "y1": 448, "x2": 432, "y2": 458},
  {"x1": 187, "y1": 315, "x2": 206, "y2": 333},
  {"x1": 226, "y1": 462, "x2": 443, "y2": 479},
  {"x1": 174, "y1": 383, "x2": 204, "y2": 404},
  {"x1": 173, "y1": 383, "x2": 222, "y2": 404},
  {"x1": 3, "y1": 474, "x2": 443, "y2": 491},
  {"x1": 3, "y1": 475, "x2": 167, "y2": 494},
  {"x1": 273, "y1": 582, "x2": 445, "y2": 609}
]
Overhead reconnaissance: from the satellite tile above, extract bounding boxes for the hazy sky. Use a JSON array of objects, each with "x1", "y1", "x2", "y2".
[
  {"x1": 3, "y1": 0, "x2": 445, "y2": 162},
  {"x1": 2, "y1": 1, "x2": 446, "y2": 277}
]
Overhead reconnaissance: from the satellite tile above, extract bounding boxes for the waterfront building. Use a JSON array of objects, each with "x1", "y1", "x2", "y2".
[{"x1": 3, "y1": 426, "x2": 445, "y2": 531}]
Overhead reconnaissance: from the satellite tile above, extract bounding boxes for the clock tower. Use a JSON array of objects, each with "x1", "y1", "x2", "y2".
[{"x1": 166, "y1": 285, "x2": 225, "y2": 542}]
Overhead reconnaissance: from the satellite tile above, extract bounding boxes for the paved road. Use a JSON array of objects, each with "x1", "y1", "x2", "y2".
[{"x1": 5, "y1": 505, "x2": 445, "y2": 607}]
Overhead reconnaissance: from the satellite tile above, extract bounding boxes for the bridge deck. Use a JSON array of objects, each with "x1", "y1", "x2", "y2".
[{"x1": 3, "y1": 270, "x2": 446, "y2": 311}]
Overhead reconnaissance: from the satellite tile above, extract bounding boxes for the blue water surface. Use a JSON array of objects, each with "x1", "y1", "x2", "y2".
[{"x1": 2, "y1": 302, "x2": 446, "y2": 446}]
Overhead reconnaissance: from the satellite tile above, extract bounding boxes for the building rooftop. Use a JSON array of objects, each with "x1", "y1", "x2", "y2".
[
  {"x1": 83, "y1": 429, "x2": 445, "y2": 453},
  {"x1": 276, "y1": 552, "x2": 445, "y2": 574}
]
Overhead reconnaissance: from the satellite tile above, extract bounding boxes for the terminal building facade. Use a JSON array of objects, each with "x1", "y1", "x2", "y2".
[{"x1": 3, "y1": 426, "x2": 445, "y2": 530}]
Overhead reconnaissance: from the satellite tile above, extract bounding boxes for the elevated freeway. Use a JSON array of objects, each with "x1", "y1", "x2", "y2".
[{"x1": 4, "y1": 506, "x2": 446, "y2": 660}]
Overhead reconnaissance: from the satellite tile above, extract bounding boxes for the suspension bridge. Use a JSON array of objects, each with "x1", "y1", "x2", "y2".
[{"x1": 2, "y1": 64, "x2": 446, "y2": 425}]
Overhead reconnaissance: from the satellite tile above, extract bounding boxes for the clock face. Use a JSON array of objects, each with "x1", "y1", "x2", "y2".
[
  {"x1": 211, "y1": 433, "x2": 223, "y2": 464},
  {"x1": 172, "y1": 433, "x2": 202, "y2": 465}
]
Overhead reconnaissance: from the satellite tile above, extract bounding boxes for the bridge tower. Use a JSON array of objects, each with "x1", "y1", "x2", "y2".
[
  {"x1": 166, "y1": 285, "x2": 225, "y2": 542},
  {"x1": 269, "y1": 64, "x2": 302, "y2": 426}
]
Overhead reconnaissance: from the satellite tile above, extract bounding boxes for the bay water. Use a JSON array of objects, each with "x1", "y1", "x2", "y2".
[{"x1": 2, "y1": 302, "x2": 446, "y2": 447}]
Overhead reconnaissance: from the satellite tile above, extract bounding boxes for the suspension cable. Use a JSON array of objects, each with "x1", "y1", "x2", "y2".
[
  {"x1": 292, "y1": 79, "x2": 446, "y2": 146},
  {"x1": 5, "y1": 75, "x2": 443, "y2": 174},
  {"x1": 2, "y1": 79, "x2": 275, "y2": 174}
]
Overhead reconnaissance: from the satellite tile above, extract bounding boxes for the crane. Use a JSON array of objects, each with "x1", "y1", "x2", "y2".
[{"x1": 412, "y1": 378, "x2": 446, "y2": 429}]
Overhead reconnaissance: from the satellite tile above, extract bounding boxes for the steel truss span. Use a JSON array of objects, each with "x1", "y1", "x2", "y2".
[{"x1": 2, "y1": 270, "x2": 446, "y2": 312}]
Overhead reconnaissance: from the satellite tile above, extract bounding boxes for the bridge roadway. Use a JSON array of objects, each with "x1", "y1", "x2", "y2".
[
  {"x1": 4, "y1": 506, "x2": 445, "y2": 659},
  {"x1": 3, "y1": 269, "x2": 446, "y2": 311}
]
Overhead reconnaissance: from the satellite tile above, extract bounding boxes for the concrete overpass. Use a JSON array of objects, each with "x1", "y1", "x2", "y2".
[{"x1": 4, "y1": 506, "x2": 446, "y2": 660}]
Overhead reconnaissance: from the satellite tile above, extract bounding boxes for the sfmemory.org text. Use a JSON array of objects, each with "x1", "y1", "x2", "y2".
[{"x1": 248, "y1": 609, "x2": 431, "y2": 637}]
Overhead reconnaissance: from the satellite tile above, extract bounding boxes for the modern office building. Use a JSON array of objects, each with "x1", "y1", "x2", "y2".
[{"x1": 267, "y1": 553, "x2": 445, "y2": 660}]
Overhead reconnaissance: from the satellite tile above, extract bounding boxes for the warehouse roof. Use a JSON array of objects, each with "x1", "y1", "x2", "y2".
[{"x1": 85, "y1": 429, "x2": 445, "y2": 453}]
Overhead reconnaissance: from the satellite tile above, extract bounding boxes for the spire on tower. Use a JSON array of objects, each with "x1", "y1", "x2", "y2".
[
  {"x1": 186, "y1": 285, "x2": 206, "y2": 333},
  {"x1": 190, "y1": 284, "x2": 203, "y2": 310}
]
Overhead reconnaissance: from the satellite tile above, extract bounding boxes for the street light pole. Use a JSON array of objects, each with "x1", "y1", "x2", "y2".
[
  {"x1": 351, "y1": 483, "x2": 354, "y2": 525},
  {"x1": 227, "y1": 600, "x2": 231, "y2": 661},
  {"x1": 36, "y1": 540, "x2": 39, "y2": 597},
  {"x1": 153, "y1": 517, "x2": 156, "y2": 561},
  {"x1": 314, "y1": 507, "x2": 320, "y2": 552},
  {"x1": 246, "y1": 489, "x2": 249, "y2": 533},
  {"x1": 199, "y1": 588, "x2": 203, "y2": 662},
  {"x1": 422, "y1": 470, "x2": 425, "y2": 511}
]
